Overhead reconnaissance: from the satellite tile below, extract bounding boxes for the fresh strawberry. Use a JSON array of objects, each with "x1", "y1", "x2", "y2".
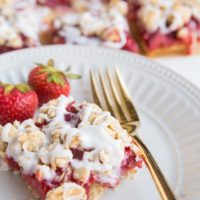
[
  {"x1": 28, "y1": 59, "x2": 81, "y2": 105},
  {"x1": 0, "y1": 83, "x2": 38, "y2": 125}
]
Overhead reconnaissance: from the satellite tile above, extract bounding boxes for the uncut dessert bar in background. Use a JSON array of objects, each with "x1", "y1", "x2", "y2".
[
  {"x1": 128, "y1": 0, "x2": 200, "y2": 56},
  {"x1": 0, "y1": 0, "x2": 139, "y2": 54},
  {"x1": 0, "y1": 95, "x2": 142, "y2": 200},
  {"x1": 42, "y1": 0, "x2": 140, "y2": 53},
  {"x1": 0, "y1": 0, "x2": 52, "y2": 54}
]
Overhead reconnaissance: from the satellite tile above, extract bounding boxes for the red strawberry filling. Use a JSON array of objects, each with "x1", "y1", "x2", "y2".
[
  {"x1": 0, "y1": 34, "x2": 35, "y2": 54},
  {"x1": 37, "y1": 0, "x2": 70, "y2": 7},
  {"x1": 123, "y1": 33, "x2": 139, "y2": 53},
  {"x1": 6, "y1": 146, "x2": 141, "y2": 200},
  {"x1": 139, "y1": 20, "x2": 200, "y2": 54},
  {"x1": 121, "y1": 147, "x2": 142, "y2": 173},
  {"x1": 23, "y1": 174, "x2": 59, "y2": 200}
]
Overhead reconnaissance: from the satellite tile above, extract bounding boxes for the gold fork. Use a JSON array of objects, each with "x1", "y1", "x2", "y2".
[{"x1": 90, "y1": 67, "x2": 177, "y2": 200}]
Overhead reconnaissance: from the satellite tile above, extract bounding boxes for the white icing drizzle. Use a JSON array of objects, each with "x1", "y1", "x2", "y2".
[
  {"x1": 54, "y1": 1, "x2": 129, "y2": 49},
  {"x1": 54, "y1": 96, "x2": 74, "y2": 122},
  {"x1": 38, "y1": 95, "x2": 74, "y2": 124},
  {"x1": 78, "y1": 104, "x2": 94, "y2": 126},
  {"x1": 50, "y1": 143, "x2": 73, "y2": 166},
  {"x1": 35, "y1": 165, "x2": 56, "y2": 181},
  {"x1": 38, "y1": 147, "x2": 51, "y2": 165},
  {"x1": 93, "y1": 167, "x2": 120, "y2": 187},
  {"x1": 70, "y1": 125, "x2": 124, "y2": 171},
  {"x1": 17, "y1": 151, "x2": 38, "y2": 174},
  {"x1": 0, "y1": 123, "x2": 13, "y2": 143},
  {"x1": 13, "y1": 0, "x2": 36, "y2": 9}
]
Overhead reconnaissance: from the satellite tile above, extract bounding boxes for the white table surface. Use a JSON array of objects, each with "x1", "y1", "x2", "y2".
[{"x1": 155, "y1": 55, "x2": 200, "y2": 88}]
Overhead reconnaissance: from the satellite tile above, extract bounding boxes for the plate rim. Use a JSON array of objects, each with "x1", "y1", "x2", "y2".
[{"x1": 0, "y1": 44, "x2": 200, "y2": 108}]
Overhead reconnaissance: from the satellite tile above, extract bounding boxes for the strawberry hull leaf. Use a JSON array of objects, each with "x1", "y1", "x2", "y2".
[
  {"x1": 47, "y1": 73, "x2": 65, "y2": 86},
  {"x1": 16, "y1": 84, "x2": 32, "y2": 93},
  {"x1": 4, "y1": 85, "x2": 15, "y2": 94},
  {"x1": 66, "y1": 74, "x2": 82, "y2": 79},
  {"x1": 1, "y1": 82, "x2": 32, "y2": 94}
]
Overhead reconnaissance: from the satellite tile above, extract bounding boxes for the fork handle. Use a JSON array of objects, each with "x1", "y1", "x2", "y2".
[{"x1": 133, "y1": 135, "x2": 177, "y2": 200}]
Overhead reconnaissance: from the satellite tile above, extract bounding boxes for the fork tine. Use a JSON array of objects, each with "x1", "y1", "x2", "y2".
[
  {"x1": 90, "y1": 71, "x2": 103, "y2": 108},
  {"x1": 90, "y1": 67, "x2": 139, "y2": 127},
  {"x1": 115, "y1": 67, "x2": 140, "y2": 123},
  {"x1": 90, "y1": 70, "x2": 115, "y2": 117},
  {"x1": 98, "y1": 68, "x2": 119, "y2": 119},
  {"x1": 106, "y1": 68, "x2": 128, "y2": 124}
]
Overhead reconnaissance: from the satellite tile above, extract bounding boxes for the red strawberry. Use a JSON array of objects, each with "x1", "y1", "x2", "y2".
[
  {"x1": 0, "y1": 83, "x2": 38, "y2": 125},
  {"x1": 28, "y1": 59, "x2": 81, "y2": 105}
]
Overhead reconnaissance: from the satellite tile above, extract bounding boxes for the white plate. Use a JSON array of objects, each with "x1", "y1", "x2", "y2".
[
  {"x1": 155, "y1": 55, "x2": 200, "y2": 89},
  {"x1": 0, "y1": 45, "x2": 199, "y2": 200}
]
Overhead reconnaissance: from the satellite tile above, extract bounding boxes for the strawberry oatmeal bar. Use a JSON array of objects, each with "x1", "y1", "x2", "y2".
[
  {"x1": 0, "y1": 95, "x2": 142, "y2": 200},
  {"x1": 0, "y1": 0, "x2": 52, "y2": 53},
  {"x1": 0, "y1": 0, "x2": 139, "y2": 54},
  {"x1": 128, "y1": 0, "x2": 200, "y2": 56},
  {"x1": 45, "y1": 0, "x2": 139, "y2": 52}
]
